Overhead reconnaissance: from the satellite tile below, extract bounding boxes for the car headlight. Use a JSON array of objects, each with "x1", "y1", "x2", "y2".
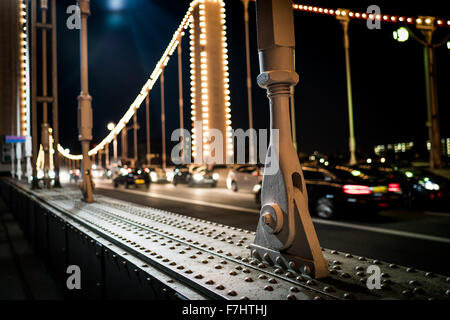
[
  {"x1": 150, "y1": 172, "x2": 157, "y2": 182},
  {"x1": 193, "y1": 173, "x2": 203, "y2": 181},
  {"x1": 253, "y1": 184, "x2": 261, "y2": 193},
  {"x1": 212, "y1": 173, "x2": 219, "y2": 180},
  {"x1": 166, "y1": 171, "x2": 174, "y2": 181},
  {"x1": 424, "y1": 181, "x2": 440, "y2": 191}
]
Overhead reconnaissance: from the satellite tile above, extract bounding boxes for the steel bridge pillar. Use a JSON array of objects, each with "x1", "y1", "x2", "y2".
[{"x1": 251, "y1": 0, "x2": 328, "y2": 279}]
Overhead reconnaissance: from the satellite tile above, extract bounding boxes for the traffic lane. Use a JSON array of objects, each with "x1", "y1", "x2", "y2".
[
  {"x1": 95, "y1": 180, "x2": 256, "y2": 210},
  {"x1": 316, "y1": 223, "x2": 450, "y2": 277},
  {"x1": 94, "y1": 186, "x2": 450, "y2": 276},
  {"x1": 95, "y1": 187, "x2": 260, "y2": 229},
  {"x1": 96, "y1": 180, "x2": 450, "y2": 239}
]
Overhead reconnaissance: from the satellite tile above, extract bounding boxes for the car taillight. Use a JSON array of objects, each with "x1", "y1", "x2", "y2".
[
  {"x1": 388, "y1": 183, "x2": 401, "y2": 193},
  {"x1": 343, "y1": 185, "x2": 371, "y2": 195}
]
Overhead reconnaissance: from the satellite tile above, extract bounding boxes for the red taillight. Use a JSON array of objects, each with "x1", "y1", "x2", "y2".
[
  {"x1": 343, "y1": 185, "x2": 371, "y2": 195},
  {"x1": 388, "y1": 183, "x2": 401, "y2": 193}
]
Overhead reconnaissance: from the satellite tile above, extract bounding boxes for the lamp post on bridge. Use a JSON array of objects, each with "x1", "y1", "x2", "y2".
[
  {"x1": 242, "y1": 0, "x2": 256, "y2": 163},
  {"x1": 107, "y1": 122, "x2": 117, "y2": 166},
  {"x1": 145, "y1": 94, "x2": 151, "y2": 165},
  {"x1": 337, "y1": 10, "x2": 357, "y2": 166},
  {"x1": 77, "y1": 0, "x2": 94, "y2": 203},
  {"x1": 160, "y1": 69, "x2": 166, "y2": 170}
]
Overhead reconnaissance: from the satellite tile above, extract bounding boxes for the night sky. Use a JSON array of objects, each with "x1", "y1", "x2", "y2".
[{"x1": 54, "y1": 0, "x2": 449, "y2": 160}]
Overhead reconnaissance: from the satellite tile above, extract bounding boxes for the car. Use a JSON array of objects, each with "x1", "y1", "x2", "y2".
[
  {"x1": 172, "y1": 165, "x2": 191, "y2": 185},
  {"x1": 113, "y1": 168, "x2": 150, "y2": 189},
  {"x1": 187, "y1": 166, "x2": 219, "y2": 187},
  {"x1": 255, "y1": 165, "x2": 403, "y2": 219},
  {"x1": 227, "y1": 164, "x2": 262, "y2": 192},
  {"x1": 354, "y1": 164, "x2": 449, "y2": 211},
  {"x1": 69, "y1": 168, "x2": 81, "y2": 183},
  {"x1": 145, "y1": 166, "x2": 169, "y2": 183}
]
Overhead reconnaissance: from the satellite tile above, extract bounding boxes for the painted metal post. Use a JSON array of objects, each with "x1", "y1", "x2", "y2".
[
  {"x1": 105, "y1": 142, "x2": 110, "y2": 168},
  {"x1": 416, "y1": 17, "x2": 442, "y2": 169},
  {"x1": 242, "y1": 0, "x2": 256, "y2": 163},
  {"x1": 251, "y1": 0, "x2": 328, "y2": 279},
  {"x1": 145, "y1": 94, "x2": 151, "y2": 164},
  {"x1": 337, "y1": 12, "x2": 357, "y2": 166},
  {"x1": 51, "y1": 0, "x2": 61, "y2": 187},
  {"x1": 177, "y1": 37, "x2": 184, "y2": 163},
  {"x1": 160, "y1": 69, "x2": 166, "y2": 170},
  {"x1": 40, "y1": 0, "x2": 51, "y2": 188},
  {"x1": 133, "y1": 112, "x2": 138, "y2": 166},
  {"x1": 77, "y1": 0, "x2": 93, "y2": 203},
  {"x1": 113, "y1": 135, "x2": 118, "y2": 162},
  {"x1": 31, "y1": 0, "x2": 39, "y2": 189}
]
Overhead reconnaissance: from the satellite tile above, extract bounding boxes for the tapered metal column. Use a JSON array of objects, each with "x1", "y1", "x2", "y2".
[
  {"x1": 177, "y1": 37, "x2": 184, "y2": 163},
  {"x1": 417, "y1": 19, "x2": 442, "y2": 169},
  {"x1": 251, "y1": 0, "x2": 328, "y2": 279},
  {"x1": 145, "y1": 94, "x2": 151, "y2": 164},
  {"x1": 160, "y1": 69, "x2": 166, "y2": 170},
  {"x1": 121, "y1": 128, "x2": 128, "y2": 163},
  {"x1": 30, "y1": 0, "x2": 39, "y2": 188},
  {"x1": 113, "y1": 135, "x2": 118, "y2": 162},
  {"x1": 105, "y1": 142, "x2": 110, "y2": 168},
  {"x1": 51, "y1": 0, "x2": 61, "y2": 187},
  {"x1": 337, "y1": 13, "x2": 357, "y2": 166},
  {"x1": 40, "y1": 0, "x2": 51, "y2": 188},
  {"x1": 133, "y1": 112, "x2": 139, "y2": 165},
  {"x1": 77, "y1": 0, "x2": 93, "y2": 203},
  {"x1": 242, "y1": 0, "x2": 256, "y2": 163}
]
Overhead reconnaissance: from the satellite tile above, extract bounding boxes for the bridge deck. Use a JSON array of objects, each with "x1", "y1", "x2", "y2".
[{"x1": 2, "y1": 178, "x2": 449, "y2": 300}]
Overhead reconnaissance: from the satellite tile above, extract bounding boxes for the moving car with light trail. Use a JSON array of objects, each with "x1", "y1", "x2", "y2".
[
  {"x1": 113, "y1": 168, "x2": 150, "y2": 189},
  {"x1": 255, "y1": 165, "x2": 403, "y2": 219}
]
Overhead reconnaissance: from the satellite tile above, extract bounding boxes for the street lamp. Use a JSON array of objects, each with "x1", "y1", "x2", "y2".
[
  {"x1": 241, "y1": 0, "x2": 256, "y2": 163},
  {"x1": 108, "y1": 122, "x2": 118, "y2": 164},
  {"x1": 337, "y1": 10, "x2": 357, "y2": 165},
  {"x1": 393, "y1": 18, "x2": 448, "y2": 169},
  {"x1": 393, "y1": 27, "x2": 409, "y2": 42},
  {"x1": 77, "y1": 0, "x2": 94, "y2": 203}
]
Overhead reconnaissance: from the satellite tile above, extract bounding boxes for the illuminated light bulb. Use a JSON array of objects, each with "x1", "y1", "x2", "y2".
[
  {"x1": 355, "y1": 12, "x2": 360, "y2": 18},
  {"x1": 416, "y1": 18, "x2": 422, "y2": 24},
  {"x1": 383, "y1": 15, "x2": 388, "y2": 20},
  {"x1": 349, "y1": 12, "x2": 354, "y2": 17},
  {"x1": 329, "y1": 9, "x2": 334, "y2": 14},
  {"x1": 425, "y1": 18, "x2": 431, "y2": 24},
  {"x1": 336, "y1": 10, "x2": 340, "y2": 15},
  {"x1": 393, "y1": 27, "x2": 409, "y2": 42},
  {"x1": 437, "y1": 20, "x2": 442, "y2": 25},
  {"x1": 407, "y1": 17, "x2": 413, "y2": 23},
  {"x1": 362, "y1": 13, "x2": 367, "y2": 18}
]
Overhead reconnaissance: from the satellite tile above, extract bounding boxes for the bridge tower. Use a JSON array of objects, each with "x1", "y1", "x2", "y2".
[{"x1": 189, "y1": 0, "x2": 233, "y2": 164}]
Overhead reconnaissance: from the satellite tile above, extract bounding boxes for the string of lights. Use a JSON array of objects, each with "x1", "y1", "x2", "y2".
[
  {"x1": 18, "y1": 0, "x2": 30, "y2": 137},
  {"x1": 58, "y1": 0, "x2": 202, "y2": 160},
  {"x1": 247, "y1": 1, "x2": 449, "y2": 28},
  {"x1": 292, "y1": 3, "x2": 450, "y2": 28}
]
